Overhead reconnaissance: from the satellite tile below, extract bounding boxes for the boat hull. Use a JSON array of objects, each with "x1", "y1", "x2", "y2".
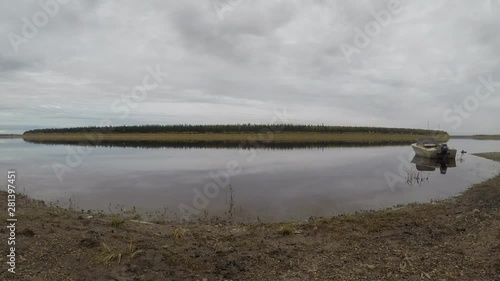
[{"x1": 411, "y1": 144, "x2": 457, "y2": 159}]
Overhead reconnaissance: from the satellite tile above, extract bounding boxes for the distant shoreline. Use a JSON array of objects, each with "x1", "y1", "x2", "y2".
[
  {"x1": 22, "y1": 125, "x2": 450, "y2": 143},
  {"x1": 451, "y1": 135, "x2": 500, "y2": 140},
  {"x1": 22, "y1": 132, "x2": 450, "y2": 143},
  {"x1": 0, "y1": 134, "x2": 22, "y2": 139},
  {"x1": 22, "y1": 125, "x2": 451, "y2": 144}
]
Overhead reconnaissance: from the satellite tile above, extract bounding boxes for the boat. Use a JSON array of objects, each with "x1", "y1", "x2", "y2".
[
  {"x1": 411, "y1": 138, "x2": 457, "y2": 159},
  {"x1": 411, "y1": 155, "x2": 457, "y2": 174}
]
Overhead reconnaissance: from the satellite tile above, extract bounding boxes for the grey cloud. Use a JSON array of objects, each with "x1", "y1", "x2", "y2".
[
  {"x1": 0, "y1": 0, "x2": 499, "y2": 134},
  {"x1": 0, "y1": 54, "x2": 29, "y2": 73}
]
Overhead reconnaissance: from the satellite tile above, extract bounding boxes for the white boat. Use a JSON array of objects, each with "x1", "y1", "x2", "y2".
[{"x1": 411, "y1": 138, "x2": 457, "y2": 159}]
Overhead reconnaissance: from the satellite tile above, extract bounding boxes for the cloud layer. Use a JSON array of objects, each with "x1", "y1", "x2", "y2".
[{"x1": 1, "y1": 0, "x2": 499, "y2": 134}]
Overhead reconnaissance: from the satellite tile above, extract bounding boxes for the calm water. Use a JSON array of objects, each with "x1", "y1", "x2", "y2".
[{"x1": 1, "y1": 138, "x2": 500, "y2": 221}]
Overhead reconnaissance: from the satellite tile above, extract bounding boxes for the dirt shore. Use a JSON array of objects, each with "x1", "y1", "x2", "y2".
[
  {"x1": 473, "y1": 152, "x2": 500, "y2": 162},
  {"x1": 1, "y1": 155, "x2": 499, "y2": 280}
]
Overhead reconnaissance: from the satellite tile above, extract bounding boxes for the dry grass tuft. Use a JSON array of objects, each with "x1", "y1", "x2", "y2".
[
  {"x1": 95, "y1": 241, "x2": 142, "y2": 266},
  {"x1": 279, "y1": 226, "x2": 294, "y2": 236},
  {"x1": 110, "y1": 217, "x2": 125, "y2": 227}
]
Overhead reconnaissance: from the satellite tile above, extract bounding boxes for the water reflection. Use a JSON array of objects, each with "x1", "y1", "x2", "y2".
[
  {"x1": 23, "y1": 139, "x2": 412, "y2": 149},
  {"x1": 1, "y1": 138, "x2": 499, "y2": 221},
  {"x1": 411, "y1": 156, "x2": 457, "y2": 174}
]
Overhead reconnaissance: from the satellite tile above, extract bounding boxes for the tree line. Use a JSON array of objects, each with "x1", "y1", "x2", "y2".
[{"x1": 24, "y1": 124, "x2": 447, "y2": 135}]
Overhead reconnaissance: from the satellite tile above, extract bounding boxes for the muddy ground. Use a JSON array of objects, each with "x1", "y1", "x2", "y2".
[{"x1": 1, "y1": 154, "x2": 499, "y2": 280}]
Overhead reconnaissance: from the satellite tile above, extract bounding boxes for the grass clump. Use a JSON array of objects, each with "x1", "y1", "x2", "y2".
[
  {"x1": 173, "y1": 228, "x2": 186, "y2": 243},
  {"x1": 279, "y1": 226, "x2": 294, "y2": 236},
  {"x1": 95, "y1": 241, "x2": 142, "y2": 266},
  {"x1": 110, "y1": 217, "x2": 125, "y2": 227}
]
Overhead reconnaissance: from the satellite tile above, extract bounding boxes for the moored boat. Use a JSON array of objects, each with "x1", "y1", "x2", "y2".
[{"x1": 411, "y1": 138, "x2": 457, "y2": 159}]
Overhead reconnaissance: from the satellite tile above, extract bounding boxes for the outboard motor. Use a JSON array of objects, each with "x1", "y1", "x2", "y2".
[
  {"x1": 440, "y1": 163, "x2": 448, "y2": 174},
  {"x1": 440, "y1": 143, "x2": 449, "y2": 160}
]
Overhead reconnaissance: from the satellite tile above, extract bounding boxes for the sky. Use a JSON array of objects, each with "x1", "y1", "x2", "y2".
[{"x1": 0, "y1": 0, "x2": 499, "y2": 135}]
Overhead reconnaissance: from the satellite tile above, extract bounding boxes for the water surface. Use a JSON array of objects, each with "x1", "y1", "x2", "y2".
[{"x1": 1, "y1": 138, "x2": 499, "y2": 221}]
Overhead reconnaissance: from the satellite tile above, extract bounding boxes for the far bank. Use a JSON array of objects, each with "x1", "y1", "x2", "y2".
[
  {"x1": 22, "y1": 132, "x2": 451, "y2": 143},
  {"x1": 22, "y1": 124, "x2": 450, "y2": 144}
]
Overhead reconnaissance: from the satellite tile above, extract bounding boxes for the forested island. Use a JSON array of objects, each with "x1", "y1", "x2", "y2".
[
  {"x1": 25, "y1": 124, "x2": 445, "y2": 135},
  {"x1": 22, "y1": 124, "x2": 449, "y2": 144}
]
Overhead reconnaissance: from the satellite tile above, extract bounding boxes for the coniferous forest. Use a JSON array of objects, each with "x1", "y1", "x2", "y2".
[{"x1": 24, "y1": 124, "x2": 446, "y2": 135}]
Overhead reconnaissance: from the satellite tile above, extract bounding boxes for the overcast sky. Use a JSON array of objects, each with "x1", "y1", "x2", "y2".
[{"x1": 1, "y1": 0, "x2": 499, "y2": 134}]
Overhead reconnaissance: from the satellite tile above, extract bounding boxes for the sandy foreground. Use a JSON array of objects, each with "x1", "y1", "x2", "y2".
[{"x1": 0, "y1": 154, "x2": 499, "y2": 280}]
